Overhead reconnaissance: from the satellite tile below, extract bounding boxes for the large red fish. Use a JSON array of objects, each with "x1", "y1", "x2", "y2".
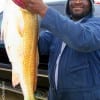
[{"x1": 1, "y1": 0, "x2": 39, "y2": 100}]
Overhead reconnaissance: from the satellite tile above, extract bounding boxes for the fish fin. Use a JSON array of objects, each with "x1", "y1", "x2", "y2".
[
  {"x1": 12, "y1": 71, "x2": 20, "y2": 87},
  {"x1": 16, "y1": 19, "x2": 23, "y2": 37}
]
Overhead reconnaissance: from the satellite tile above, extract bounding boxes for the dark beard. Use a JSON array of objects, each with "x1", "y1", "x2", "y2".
[
  {"x1": 71, "y1": 9, "x2": 91, "y2": 21},
  {"x1": 71, "y1": 13, "x2": 86, "y2": 21}
]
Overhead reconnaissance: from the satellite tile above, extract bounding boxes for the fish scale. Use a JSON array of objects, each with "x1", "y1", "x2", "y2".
[{"x1": 20, "y1": 9, "x2": 38, "y2": 100}]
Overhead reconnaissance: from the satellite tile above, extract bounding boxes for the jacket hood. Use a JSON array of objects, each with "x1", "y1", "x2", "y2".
[{"x1": 65, "y1": 0, "x2": 94, "y2": 18}]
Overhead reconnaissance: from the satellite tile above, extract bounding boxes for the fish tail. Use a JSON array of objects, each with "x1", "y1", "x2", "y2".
[{"x1": 12, "y1": 71, "x2": 20, "y2": 87}]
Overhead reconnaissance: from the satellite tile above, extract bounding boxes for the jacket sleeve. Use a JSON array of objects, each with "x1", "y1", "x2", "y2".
[
  {"x1": 38, "y1": 30, "x2": 53, "y2": 55},
  {"x1": 41, "y1": 7, "x2": 100, "y2": 52}
]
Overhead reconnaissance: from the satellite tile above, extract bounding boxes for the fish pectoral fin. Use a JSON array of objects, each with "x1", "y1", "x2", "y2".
[{"x1": 12, "y1": 72, "x2": 20, "y2": 87}]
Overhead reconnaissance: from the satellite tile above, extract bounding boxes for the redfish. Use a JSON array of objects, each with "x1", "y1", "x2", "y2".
[{"x1": 1, "y1": 0, "x2": 38, "y2": 100}]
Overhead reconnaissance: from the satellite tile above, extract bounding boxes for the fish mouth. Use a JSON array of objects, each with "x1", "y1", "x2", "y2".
[{"x1": 12, "y1": 0, "x2": 26, "y2": 9}]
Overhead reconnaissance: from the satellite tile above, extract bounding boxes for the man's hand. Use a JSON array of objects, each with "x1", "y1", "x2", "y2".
[{"x1": 24, "y1": 0, "x2": 48, "y2": 17}]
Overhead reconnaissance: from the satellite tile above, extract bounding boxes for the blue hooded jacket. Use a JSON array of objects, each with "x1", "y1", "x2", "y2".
[{"x1": 39, "y1": 0, "x2": 100, "y2": 95}]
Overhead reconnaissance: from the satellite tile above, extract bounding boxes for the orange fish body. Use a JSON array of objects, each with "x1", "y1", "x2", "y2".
[{"x1": 1, "y1": 0, "x2": 38, "y2": 100}]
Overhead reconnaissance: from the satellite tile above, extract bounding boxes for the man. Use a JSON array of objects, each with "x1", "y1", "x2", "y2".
[{"x1": 25, "y1": 0, "x2": 100, "y2": 100}]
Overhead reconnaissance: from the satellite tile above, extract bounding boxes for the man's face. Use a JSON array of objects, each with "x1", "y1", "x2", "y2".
[{"x1": 69, "y1": 0, "x2": 91, "y2": 20}]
